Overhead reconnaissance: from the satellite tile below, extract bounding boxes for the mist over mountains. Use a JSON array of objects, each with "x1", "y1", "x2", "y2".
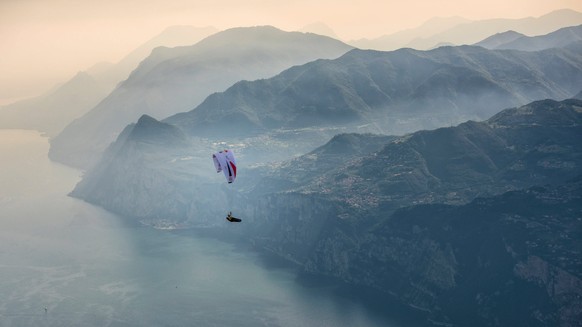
[
  {"x1": 165, "y1": 42, "x2": 582, "y2": 139},
  {"x1": 352, "y1": 9, "x2": 582, "y2": 50},
  {"x1": 49, "y1": 26, "x2": 353, "y2": 169},
  {"x1": 0, "y1": 26, "x2": 217, "y2": 137},
  {"x1": 0, "y1": 72, "x2": 107, "y2": 137},
  {"x1": 67, "y1": 24, "x2": 582, "y2": 228},
  {"x1": 4, "y1": 10, "x2": 582, "y2": 326},
  {"x1": 64, "y1": 22, "x2": 582, "y2": 324},
  {"x1": 476, "y1": 24, "x2": 582, "y2": 51}
]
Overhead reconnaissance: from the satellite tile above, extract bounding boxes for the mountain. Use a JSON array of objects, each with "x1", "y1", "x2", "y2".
[
  {"x1": 0, "y1": 26, "x2": 216, "y2": 136},
  {"x1": 49, "y1": 26, "x2": 353, "y2": 170},
  {"x1": 71, "y1": 97, "x2": 582, "y2": 325},
  {"x1": 476, "y1": 25, "x2": 582, "y2": 51},
  {"x1": 257, "y1": 99, "x2": 582, "y2": 214},
  {"x1": 72, "y1": 97, "x2": 582, "y2": 227},
  {"x1": 113, "y1": 26, "x2": 218, "y2": 80},
  {"x1": 299, "y1": 22, "x2": 338, "y2": 39},
  {"x1": 165, "y1": 44, "x2": 582, "y2": 138},
  {"x1": 350, "y1": 16, "x2": 471, "y2": 50},
  {"x1": 247, "y1": 133, "x2": 397, "y2": 194},
  {"x1": 69, "y1": 113, "x2": 238, "y2": 227},
  {"x1": 249, "y1": 178, "x2": 582, "y2": 326},
  {"x1": 237, "y1": 99, "x2": 582, "y2": 326},
  {"x1": 354, "y1": 9, "x2": 582, "y2": 51},
  {"x1": 359, "y1": 178, "x2": 582, "y2": 326},
  {"x1": 68, "y1": 41, "x2": 582, "y2": 224},
  {"x1": 473, "y1": 30, "x2": 526, "y2": 49}
]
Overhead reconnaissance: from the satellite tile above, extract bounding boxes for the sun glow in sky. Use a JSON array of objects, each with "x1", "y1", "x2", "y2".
[{"x1": 1, "y1": 0, "x2": 581, "y2": 103}]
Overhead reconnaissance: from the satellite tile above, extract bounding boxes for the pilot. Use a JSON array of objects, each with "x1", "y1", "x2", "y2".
[{"x1": 226, "y1": 211, "x2": 241, "y2": 222}]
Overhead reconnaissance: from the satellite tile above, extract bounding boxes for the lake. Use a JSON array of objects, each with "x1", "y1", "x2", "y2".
[{"x1": 0, "y1": 129, "x2": 417, "y2": 327}]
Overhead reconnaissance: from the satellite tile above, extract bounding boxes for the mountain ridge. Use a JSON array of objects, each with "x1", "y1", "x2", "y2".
[
  {"x1": 475, "y1": 24, "x2": 582, "y2": 51},
  {"x1": 349, "y1": 9, "x2": 582, "y2": 50},
  {"x1": 281, "y1": 99, "x2": 582, "y2": 214},
  {"x1": 165, "y1": 44, "x2": 582, "y2": 139},
  {"x1": 233, "y1": 99, "x2": 582, "y2": 326},
  {"x1": 49, "y1": 26, "x2": 353, "y2": 169}
]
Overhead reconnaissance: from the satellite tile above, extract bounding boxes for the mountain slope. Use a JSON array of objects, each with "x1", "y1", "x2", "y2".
[
  {"x1": 166, "y1": 44, "x2": 582, "y2": 138},
  {"x1": 69, "y1": 96, "x2": 582, "y2": 326},
  {"x1": 357, "y1": 178, "x2": 582, "y2": 326},
  {"x1": 351, "y1": 9, "x2": 582, "y2": 50},
  {"x1": 236, "y1": 98, "x2": 582, "y2": 326},
  {"x1": 350, "y1": 16, "x2": 471, "y2": 50},
  {"x1": 278, "y1": 99, "x2": 582, "y2": 214},
  {"x1": 476, "y1": 24, "x2": 582, "y2": 51},
  {"x1": 474, "y1": 30, "x2": 526, "y2": 49},
  {"x1": 49, "y1": 26, "x2": 353, "y2": 169},
  {"x1": 246, "y1": 133, "x2": 397, "y2": 194}
]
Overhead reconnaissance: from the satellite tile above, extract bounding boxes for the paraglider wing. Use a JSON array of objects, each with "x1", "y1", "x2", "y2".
[
  {"x1": 212, "y1": 150, "x2": 237, "y2": 183},
  {"x1": 212, "y1": 152, "x2": 224, "y2": 173}
]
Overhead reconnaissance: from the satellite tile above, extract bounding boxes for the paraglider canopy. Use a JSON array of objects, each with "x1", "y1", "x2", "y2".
[{"x1": 212, "y1": 149, "x2": 237, "y2": 183}]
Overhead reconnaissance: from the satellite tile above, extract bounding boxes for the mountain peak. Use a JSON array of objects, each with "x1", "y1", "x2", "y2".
[
  {"x1": 540, "y1": 8, "x2": 582, "y2": 19},
  {"x1": 475, "y1": 30, "x2": 525, "y2": 49},
  {"x1": 487, "y1": 99, "x2": 582, "y2": 128},
  {"x1": 299, "y1": 22, "x2": 339, "y2": 39},
  {"x1": 195, "y1": 25, "x2": 345, "y2": 49},
  {"x1": 129, "y1": 114, "x2": 187, "y2": 145}
]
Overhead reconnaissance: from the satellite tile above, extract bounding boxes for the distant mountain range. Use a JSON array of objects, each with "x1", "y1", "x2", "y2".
[
  {"x1": 476, "y1": 24, "x2": 582, "y2": 51},
  {"x1": 165, "y1": 42, "x2": 582, "y2": 139},
  {"x1": 0, "y1": 26, "x2": 217, "y2": 137},
  {"x1": 350, "y1": 16, "x2": 471, "y2": 50},
  {"x1": 351, "y1": 9, "x2": 582, "y2": 50},
  {"x1": 49, "y1": 26, "x2": 353, "y2": 169},
  {"x1": 3, "y1": 10, "x2": 581, "y2": 139},
  {"x1": 474, "y1": 30, "x2": 526, "y2": 49}
]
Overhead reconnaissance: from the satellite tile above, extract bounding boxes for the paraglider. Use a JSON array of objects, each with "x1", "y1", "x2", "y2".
[
  {"x1": 212, "y1": 149, "x2": 241, "y2": 222},
  {"x1": 212, "y1": 150, "x2": 237, "y2": 183},
  {"x1": 226, "y1": 211, "x2": 241, "y2": 223}
]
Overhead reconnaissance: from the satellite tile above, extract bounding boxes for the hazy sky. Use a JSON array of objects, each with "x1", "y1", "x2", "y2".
[{"x1": 1, "y1": 0, "x2": 581, "y2": 104}]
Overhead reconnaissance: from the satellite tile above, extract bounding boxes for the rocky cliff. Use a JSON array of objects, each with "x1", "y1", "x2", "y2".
[{"x1": 229, "y1": 99, "x2": 582, "y2": 326}]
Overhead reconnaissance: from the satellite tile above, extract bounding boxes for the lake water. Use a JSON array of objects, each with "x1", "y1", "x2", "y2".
[{"x1": 0, "y1": 129, "x2": 417, "y2": 327}]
